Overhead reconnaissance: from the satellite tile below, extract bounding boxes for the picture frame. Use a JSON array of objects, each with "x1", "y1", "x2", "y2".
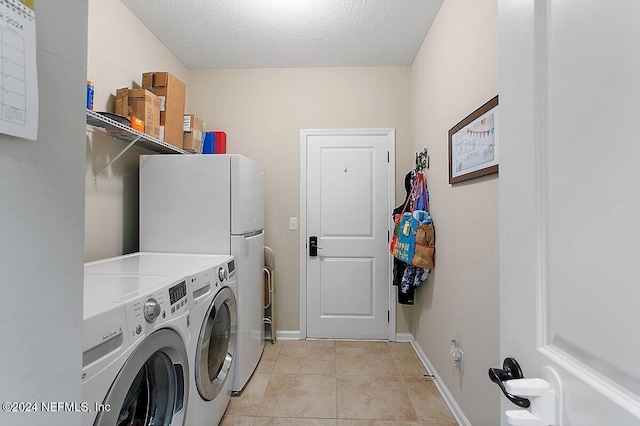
[{"x1": 448, "y1": 95, "x2": 499, "y2": 184}]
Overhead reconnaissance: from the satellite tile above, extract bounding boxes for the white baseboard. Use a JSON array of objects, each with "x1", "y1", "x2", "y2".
[
  {"x1": 274, "y1": 330, "x2": 301, "y2": 340},
  {"x1": 408, "y1": 335, "x2": 472, "y2": 426},
  {"x1": 394, "y1": 332, "x2": 412, "y2": 343},
  {"x1": 276, "y1": 332, "x2": 413, "y2": 342}
]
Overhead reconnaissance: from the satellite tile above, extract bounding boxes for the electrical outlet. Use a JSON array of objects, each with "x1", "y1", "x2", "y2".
[
  {"x1": 289, "y1": 217, "x2": 298, "y2": 230},
  {"x1": 453, "y1": 358, "x2": 463, "y2": 376},
  {"x1": 450, "y1": 340, "x2": 464, "y2": 376}
]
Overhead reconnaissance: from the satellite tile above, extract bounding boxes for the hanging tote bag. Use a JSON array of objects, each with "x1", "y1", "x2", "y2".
[
  {"x1": 410, "y1": 174, "x2": 435, "y2": 269},
  {"x1": 390, "y1": 175, "x2": 417, "y2": 263},
  {"x1": 391, "y1": 211, "x2": 416, "y2": 264},
  {"x1": 412, "y1": 210, "x2": 435, "y2": 269},
  {"x1": 390, "y1": 173, "x2": 436, "y2": 268}
]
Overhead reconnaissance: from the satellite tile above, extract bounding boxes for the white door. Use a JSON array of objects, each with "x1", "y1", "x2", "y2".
[
  {"x1": 301, "y1": 129, "x2": 395, "y2": 339},
  {"x1": 498, "y1": 1, "x2": 640, "y2": 424}
]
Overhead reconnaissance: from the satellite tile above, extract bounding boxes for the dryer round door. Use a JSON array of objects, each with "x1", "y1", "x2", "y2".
[
  {"x1": 94, "y1": 328, "x2": 189, "y2": 426},
  {"x1": 196, "y1": 286, "x2": 237, "y2": 400}
]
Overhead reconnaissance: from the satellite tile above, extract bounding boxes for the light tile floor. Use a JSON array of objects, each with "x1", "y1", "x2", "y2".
[{"x1": 221, "y1": 340, "x2": 458, "y2": 426}]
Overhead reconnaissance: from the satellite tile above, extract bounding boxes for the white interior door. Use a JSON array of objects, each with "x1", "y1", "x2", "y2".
[
  {"x1": 301, "y1": 129, "x2": 394, "y2": 339},
  {"x1": 498, "y1": 1, "x2": 640, "y2": 424}
]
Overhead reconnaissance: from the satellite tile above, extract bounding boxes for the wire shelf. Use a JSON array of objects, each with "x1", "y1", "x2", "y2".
[{"x1": 86, "y1": 109, "x2": 188, "y2": 155}]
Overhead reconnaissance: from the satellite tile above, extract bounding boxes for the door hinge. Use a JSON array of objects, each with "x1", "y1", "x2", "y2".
[
  {"x1": 387, "y1": 230, "x2": 389, "y2": 243},
  {"x1": 388, "y1": 311, "x2": 390, "y2": 322},
  {"x1": 387, "y1": 151, "x2": 390, "y2": 163}
]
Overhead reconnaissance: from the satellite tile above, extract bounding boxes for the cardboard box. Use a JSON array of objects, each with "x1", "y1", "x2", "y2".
[
  {"x1": 142, "y1": 72, "x2": 186, "y2": 149},
  {"x1": 114, "y1": 88, "x2": 160, "y2": 139},
  {"x1": 183, "y1": 114, "x2": 204, "y2": 154}
]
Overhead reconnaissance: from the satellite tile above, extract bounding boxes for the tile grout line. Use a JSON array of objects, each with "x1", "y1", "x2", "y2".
[
  {"x1": 334, "y1": 343, "x2": 338, "y2": 422},
  {"x1": 394, "y1": 349, "x2": 422, "y2": 425}
]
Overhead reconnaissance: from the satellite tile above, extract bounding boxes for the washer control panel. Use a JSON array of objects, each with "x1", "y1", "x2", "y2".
[{"x1": 127, "y1": 279, "x2": 188, "y2": 340}]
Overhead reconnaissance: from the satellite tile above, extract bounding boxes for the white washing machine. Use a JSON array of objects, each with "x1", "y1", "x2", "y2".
[
  {"x1": 185, "y1": 256, "x2": 237, "y2": 426},
  {"x1": 83, "y1": 252, "x2": 235, "y2": 426},
  {"x1": 82, "y1": 273, "x2": 191, "y2": 426}
]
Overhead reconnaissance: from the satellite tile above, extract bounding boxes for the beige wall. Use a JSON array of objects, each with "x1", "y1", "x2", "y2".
[
  {"x1": 187, "y1": 67, "x2": 413, "y2": 332},
  {"x1": 85, "y1": 0, "x2": 189, "y2": 261},
  {"x1": 410, "y1": 0, "x2": 500, "y2": 424}
]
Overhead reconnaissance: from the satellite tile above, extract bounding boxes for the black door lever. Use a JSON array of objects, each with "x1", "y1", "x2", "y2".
[
  {"x1": 488, "y1": 358, "x2": 531, "y2": 408},
  {"x1": 309, "y1": 236, "x2": 322, "y2": 257}
]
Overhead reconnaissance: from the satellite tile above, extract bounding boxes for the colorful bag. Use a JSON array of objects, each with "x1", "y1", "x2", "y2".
[
  {"x1": 412, "y1": 211, "x2": 435, "y2": 269},
  {"x1": 390, "y1": 173, "x2": 435, "y2": 269},
  {"x1": 391, "y1": 212, "x2": 416, "y2": 264}
]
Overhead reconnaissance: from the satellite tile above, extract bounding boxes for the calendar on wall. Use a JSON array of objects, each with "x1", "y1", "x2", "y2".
[{"x1": 0, "y1": 0, "x2": 37, "y2": 141}]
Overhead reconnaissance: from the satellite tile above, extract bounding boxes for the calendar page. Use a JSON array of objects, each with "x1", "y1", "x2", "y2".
[{"x1": 0, "y1": 0, "x2": 37, "y2": 141}]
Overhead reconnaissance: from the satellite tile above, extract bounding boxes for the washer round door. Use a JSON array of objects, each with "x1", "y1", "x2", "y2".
[
  {"x1": 95, "y1": 328, "x2": 189, "y2": 426},
  {"x1": 196, "y1": 286, "x2": 237, "y2": 400}
]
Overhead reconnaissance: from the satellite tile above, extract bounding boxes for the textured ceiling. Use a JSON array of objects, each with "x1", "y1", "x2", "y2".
[{"x1": 120, "y1": 0, "x2": 443, "y2": 69}]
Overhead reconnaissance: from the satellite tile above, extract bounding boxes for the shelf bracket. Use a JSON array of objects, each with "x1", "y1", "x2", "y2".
[{"x1": 93, "y1": 136, "x2": 141, "y2": 183}]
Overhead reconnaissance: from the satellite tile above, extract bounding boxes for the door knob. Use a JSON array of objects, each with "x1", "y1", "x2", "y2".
[
  {"x1": 504, "y1": 366, "x2": 560, "y2": 426},
  {"x1": 309, "y1": 236, "x2": 323, "y2": 257},
  {"x1": 488, "y1": 358, "x2": 531, "y2": 408}
]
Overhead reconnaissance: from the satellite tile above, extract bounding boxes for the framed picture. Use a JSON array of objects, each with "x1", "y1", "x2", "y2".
[{"x1": 448, "y1": 96, "x2": 499, "y2": 184}]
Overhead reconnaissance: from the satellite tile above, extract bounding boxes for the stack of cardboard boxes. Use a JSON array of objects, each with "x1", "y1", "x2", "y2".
[
  {"x1": 142, "y1": 72, "x2": 186, "y2": 149},
  {"x1": 113, "y1": 72, "x2": 214, "y2": 154},
  {"x1": 115, "y1": 72, "x2": 186, "y2": 149}
]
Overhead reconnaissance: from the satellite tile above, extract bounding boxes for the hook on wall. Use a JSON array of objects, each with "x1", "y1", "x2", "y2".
[{"x1": 415, "y1": 148, "x2": 429, "y2": 172}]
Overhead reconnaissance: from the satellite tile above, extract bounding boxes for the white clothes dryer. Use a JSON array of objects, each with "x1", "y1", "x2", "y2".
[
  {"x1": 83, "y1": 252, "x2": 234, "y2": 426},
  {"x1": 82, "y1": 274, "x2": 191, "y2": 426},
  {"x1": 185, "y1": 256, "x2": 237, "y2": 426}
]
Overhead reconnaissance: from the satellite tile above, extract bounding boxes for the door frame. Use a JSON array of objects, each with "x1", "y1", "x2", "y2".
[{"x1": 299, "y1": 128, "x2": 396, "y2": 340}]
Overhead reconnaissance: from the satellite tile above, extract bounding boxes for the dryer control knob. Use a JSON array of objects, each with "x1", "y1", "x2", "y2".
[
  {"x1": 144, "y1": 298, "x2": 161, "y2": 323},
  {"x1": 218, "y1": 268, "x2": 227, "y2": 282}
]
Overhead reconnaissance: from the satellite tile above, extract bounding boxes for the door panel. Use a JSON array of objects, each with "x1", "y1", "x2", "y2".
[
  {"x1": 303, "y1": 129, "x2": 394, "y2": 340},
  {"x1": 321, "y1": 147, "x2": 374, "y2": 236},
  {"x1": 499, "y1": 0, "x2": 640, "y2": 423},
  {"x1": 320, "y1": 257, "x2": 373, "y2": 316}
]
